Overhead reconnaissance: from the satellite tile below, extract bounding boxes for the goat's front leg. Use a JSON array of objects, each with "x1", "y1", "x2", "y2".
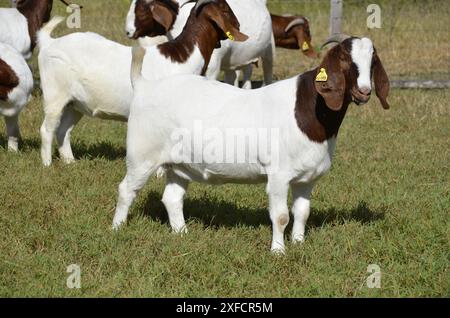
[
  {"x1": 224, "y1": 70, "x2": 239, "y2": 87},
  {"x1": 267, "y1": 176, "x2": 290, "y2": 253},
  {"x1": 4, "y1": 114, "x2": 20, "y2": 152},
  {"x1": 261, "y1": 42, "x2": 274, "y2": 86},
  {"x1": 56, "y1": 107, "x2": 83, "y2": 164},
  {"x1": 161, "y1": 169, "x2": 189, "y2": 234},
  {"x1": 291, "y1": 183, "x2": 314, "y2": 243},
  {"x1": 241, "y1": 65, "x2": 253, "y2": 90}
]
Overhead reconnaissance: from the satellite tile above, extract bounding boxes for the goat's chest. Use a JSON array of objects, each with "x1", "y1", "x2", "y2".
[{"x1": 289, "y1": 137, "x2": 336, "y2": 183}]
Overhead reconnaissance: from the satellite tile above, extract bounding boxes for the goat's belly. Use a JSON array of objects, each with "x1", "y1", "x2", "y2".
[
  {"x1": 72, "y1": 101, "x2": 128, "y2": 122},
  {"x1": 171, "y1": 163, "x2": 267, "y2": 185}
]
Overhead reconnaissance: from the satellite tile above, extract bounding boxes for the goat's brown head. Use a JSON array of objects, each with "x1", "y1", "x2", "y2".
[
  {"x1": 315, "y1": 36, "x2": 390, "y2": 111},
  {"x1": 284, "y1": 16, "x2": 318, "y2": 58},
  {"x1": 16, "y1": 0, "x2": 53, "y2": 23},
  {"x1": 126, "y1": 0, "x2": 180, "y2": 39},
  {"x1": 182, "y1": 0, "x2": 248, "y2": 44}
]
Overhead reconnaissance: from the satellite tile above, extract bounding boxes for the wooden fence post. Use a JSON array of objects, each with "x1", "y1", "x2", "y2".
[{"x1": 330, "y1": 0, "x2": 343, "y2": 36}]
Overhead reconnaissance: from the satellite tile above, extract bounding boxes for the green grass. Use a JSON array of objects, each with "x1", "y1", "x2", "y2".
[{"x1": 0, "y1": 0, "x2": 449, "y2": 297}]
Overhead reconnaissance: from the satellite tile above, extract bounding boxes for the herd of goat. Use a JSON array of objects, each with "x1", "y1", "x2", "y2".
[{"x1": 0, "y1": 0, "x2": 390, "y2": 253}]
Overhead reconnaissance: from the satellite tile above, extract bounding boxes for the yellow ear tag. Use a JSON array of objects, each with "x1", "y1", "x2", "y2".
[
  {"x1": 226, "y1": 31, "x2": 235, "y2": 41},
  {"x1": 316, "y1": 68, "x2": 328, "y2": 82},
  {"x1": 302, "y1": 41, "x2": 310, "y2": 51}
]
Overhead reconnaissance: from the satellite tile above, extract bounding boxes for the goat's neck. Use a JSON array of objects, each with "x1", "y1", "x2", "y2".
[
  {"x1": 159, "y1": 18, "x2": 220, "y2": 75},
  {"x1": 17, "y1": 0, "x2": 53, "y2": 50}
]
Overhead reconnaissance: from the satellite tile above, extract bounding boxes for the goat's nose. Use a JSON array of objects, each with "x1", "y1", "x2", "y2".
[{"x1": 358, "y1": 87, "x2": 372, "y2": 96}]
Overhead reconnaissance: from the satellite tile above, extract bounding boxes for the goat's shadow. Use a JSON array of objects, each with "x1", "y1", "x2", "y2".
[
  {"x1": 71, "y1": 141, "x2": 126, "y2": 161},
  {"x1": 136, "y1": 191, "x2": 385, "y2": 231},
  {"x1": 0, "y1": 136, "x2": 125, "y2": 161},
  {"x1": 0, "y1": 136, "x2": 40, "y2": 153}
]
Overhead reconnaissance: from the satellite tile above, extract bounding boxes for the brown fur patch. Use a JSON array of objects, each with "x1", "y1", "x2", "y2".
[
  {"x1": 133, "y1": 0, "x2": 179, "y2": 39},
  {"x1": 0, "y1": 58, "x2": 19, "y2": 101},
  {"x1": 16, "y1": 0, "x2": 53, "y2": 52},
  {"x1": 278, "y1": 214, "x2": 289, "y2": 227},
  {"x1": 271, "y1": 14, "x2": 317, "y2": 57},
  {"x1": 158, "y1": 0, "x2": 246, "y2": 76}
]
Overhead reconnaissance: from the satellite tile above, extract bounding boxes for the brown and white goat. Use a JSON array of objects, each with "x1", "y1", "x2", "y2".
[
  {"x1": 0, "y1": 42, "x2": 33, "y2": 151},
  {"x1": 113, "y1": 36, "x2": 390, "y2": 253},
  {"x1": 0, "y1": 0, "x2": 54, "y2": 59},
  {"x1": 37, "y1": 0, "x2": 247, "y2": 166},
  {"x1": 271, "y1": 14, "x2": 318, "y2": 58}
]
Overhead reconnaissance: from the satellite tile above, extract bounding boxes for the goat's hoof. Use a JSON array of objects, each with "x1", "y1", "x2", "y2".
[
  {"x1": 291, "y1": 235, "x2": 305, "y2": 244},
  {"x1": 172, "y1": 226, "x2": 188, "y2": 236},
  {"x1": 112, "y1": 221, "x2": 125, "y2": 231},
  {"x1": 62, "y1": 157, "x2": 76, "y2": 165},
  {"x1": 271, "y1": 247, "x2": 286, "y2": 255}
]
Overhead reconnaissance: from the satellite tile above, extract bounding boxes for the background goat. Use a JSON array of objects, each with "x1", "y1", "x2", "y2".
[
  {"x1": 113, "y1": 36, "x2": 390, "y2": 253},
  {"x1": 126, "y1": 0, "x2": 274, "y2": 89},
  {"x1": 0, "y1": 0, "x2": 55, "y2": 59},
  {"x1": 0, "y1": 42, "x2": 33, "y2": 151},
  {"x1": 37, "y1": 0, "x2": 247, "y2": 166}
]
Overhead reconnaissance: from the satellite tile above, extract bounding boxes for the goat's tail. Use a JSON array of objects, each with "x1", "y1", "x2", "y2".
[
  {"x1": 37, "y1": 16, "x2": 65, "y2": 50},
  {"x1": 131, "y1": 46, "x2": 146, "y2": 89}
]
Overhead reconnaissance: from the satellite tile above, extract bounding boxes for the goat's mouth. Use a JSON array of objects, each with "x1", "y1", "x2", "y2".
[{"x1": 351, "y1": 90, "x2": 370, "y2": 105}]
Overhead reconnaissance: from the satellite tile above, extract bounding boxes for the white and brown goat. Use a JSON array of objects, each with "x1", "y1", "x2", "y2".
[
  {"x1": 0, "y1": 42, "x2": 33, "y2": 151},
  {"x1": 37, "y1": 0, "x2": 247, "y2": 166},
  {"x1": 126, "y1": 0, "x2": 274, "y2": 89},
  {"x1": 113, "y1": 36, "x2": 390, "y2": 253}
]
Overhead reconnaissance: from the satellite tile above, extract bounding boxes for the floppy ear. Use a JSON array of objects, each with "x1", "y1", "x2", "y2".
[
  {"x1": 206, "y1": 8, "x2": 248, "y2": 42},
  {"x1": 150, "y1": 2, "x2": 175, "y2": 32},
  {"x1": 314, "y1": 66, "x2": 346, "y2": 111},
  {"x1": 373, "y1": 52, "x2": 390, "y2": 109}
]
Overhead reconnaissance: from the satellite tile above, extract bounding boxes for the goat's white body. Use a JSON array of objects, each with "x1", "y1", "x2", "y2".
[
  {"x1": 0, "y1": 9, "x2": 32, "y2": 59},
  {"x1": 114, "y1": 74, "x2": 336, "y2": 252},
  {"x1": 0, "y1": 43, "x2": 33, "y2": 151},
  {"x1": 38, "y1": 19, "x2": 207, "y2": 166},
  {"x1": 129, "y1": 75, "x2": 335, "y2": 184},
  {"x1": 165, "y1": 0, "x2": 274, "y2": 86}
]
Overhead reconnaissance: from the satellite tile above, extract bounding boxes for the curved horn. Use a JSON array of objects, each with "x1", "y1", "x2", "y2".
[
  {"x1": 284, "y1": 18, "x2": 306, "y2": 33},
  {"x1": 182, "y1": 0, "x2": 216, "y2": 14},
  {"x1": 59, "y1": 0, "x2": 83, "y2": 9},
  {"x1": 321, "y1": 34, "x2": 351, "y2": 49}
]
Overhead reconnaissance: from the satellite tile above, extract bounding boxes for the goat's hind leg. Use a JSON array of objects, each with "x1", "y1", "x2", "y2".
[
  {"x1": 290, "y1": 183, "x2": 314, "y2": 243},
  {"x1": 40, "y1": 95, "x2": 70, "y2": 166},
  {"x1": 113, "y1": 161, "x2": 158, "y2": 230},
  {"x1": 4, "y1": 114, "x2": 20, "y2": 152},
  {"x1": 56, "y1": 106, "x2": 83, "y2": 164},
  {"x1": 162, "y1": 169, "x2": 189, "y2": 234}
]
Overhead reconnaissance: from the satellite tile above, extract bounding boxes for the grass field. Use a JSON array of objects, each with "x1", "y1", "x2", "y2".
[{"x1": 0, "y1": 0, "x2": 449, "y2": 297}]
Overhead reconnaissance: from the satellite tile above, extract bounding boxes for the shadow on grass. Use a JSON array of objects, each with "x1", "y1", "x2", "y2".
[
  {"x1": 0, "y1": 136, "x2": 41, "y2": 153},
  {"x1": 1, "y1": 135, "x2": 126, "y2": 162},
  {"x1": 72, "y1": 141, "x2": 126, "y2": 161},
  {"x1": 138, "y1": 191, "x2": 385, "y2": 231}
]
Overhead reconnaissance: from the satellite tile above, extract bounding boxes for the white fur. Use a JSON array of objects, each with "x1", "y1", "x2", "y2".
[
  {"x1": 126, "y1": 0, "x2": 274, "y2": 88},
  {"x1": 0, "y1": 8, "x2": 32, "y2": 59},
  {"x1": 351, "y1": 38, "x2": 374, "y2": 91},
  {"x1": 37, "y1": 16, "x2": 212, "y2": 166},
  {"x1": 113, "y1": 74, "x2": 338, "y2": 253},
  {"x1": 0, "y1": 43, "x2": 33, "y2": 151}
]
